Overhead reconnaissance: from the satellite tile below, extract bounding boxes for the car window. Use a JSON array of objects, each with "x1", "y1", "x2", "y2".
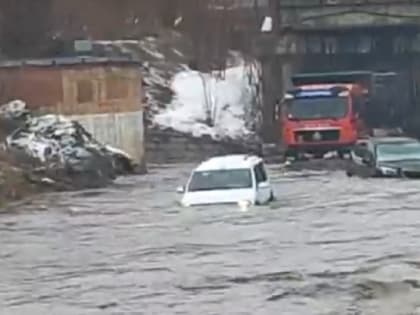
[
  {"x1": 254, "y1": 162, "x2": 268, "y2": 183},
  {"x1": 353, "y1": 143, "x2": 367, "y2": 158},
  {"x1": 367, "y1": 141, "x2": 375, "y2": 155},
  {"x1": 188, "y1": 169, "x2": 253, "y2": 192}
]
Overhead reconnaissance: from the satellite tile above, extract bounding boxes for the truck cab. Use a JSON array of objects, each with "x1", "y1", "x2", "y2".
[{"x1": 281, "y1": 71, "x2": 372, "y2": 158}]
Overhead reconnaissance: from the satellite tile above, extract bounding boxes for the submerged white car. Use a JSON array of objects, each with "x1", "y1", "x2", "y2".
[{"x1": 177, "y1": 154, "x2": 275, "y2": 207}]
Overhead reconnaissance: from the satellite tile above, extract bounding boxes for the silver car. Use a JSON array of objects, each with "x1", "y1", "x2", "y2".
[{"x1": 346, "y1": 137, "x2": 420, "y2": 178}]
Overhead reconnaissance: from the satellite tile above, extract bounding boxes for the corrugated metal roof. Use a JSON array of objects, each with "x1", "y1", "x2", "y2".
[{"x1": 0, "y1": 56, "x2": 141, "y2": 68}]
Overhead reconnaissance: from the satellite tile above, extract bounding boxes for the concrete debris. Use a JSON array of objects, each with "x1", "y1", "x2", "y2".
[
  {"x1": 0, "y1": 100, "x2": 135, "y2": 190},
  {"x1": 0, "y1": 100, "x2": 29, "y2": 121}
]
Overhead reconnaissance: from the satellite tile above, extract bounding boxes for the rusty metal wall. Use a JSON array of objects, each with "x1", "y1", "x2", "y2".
[
  {"x1": 59, "y1": 66, "x2": 142, "y2": 115},
  {"x1": 0, "y1": 67, "x2": 63, "y2": 109},
  {"x1": 0, "y1": 64, "x2": 143, "y2": 113}
]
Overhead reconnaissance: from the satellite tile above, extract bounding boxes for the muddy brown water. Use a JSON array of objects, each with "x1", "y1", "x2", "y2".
[{"x1": 1, "y1": 163, "x2": 420, "y2": 314}]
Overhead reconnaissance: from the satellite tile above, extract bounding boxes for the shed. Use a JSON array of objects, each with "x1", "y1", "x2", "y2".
[{"x1": 0, "y1": 56, "x2": 146, "y2": 167}]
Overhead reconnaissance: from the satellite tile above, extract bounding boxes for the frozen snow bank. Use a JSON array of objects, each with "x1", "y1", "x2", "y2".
[{"x1": 153, "y1": 60, "x2": 263, "y2": 140}]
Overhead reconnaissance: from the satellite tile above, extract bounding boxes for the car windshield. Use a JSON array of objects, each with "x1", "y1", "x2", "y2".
[
  {"x1": 188, "y1": 169, "x2": 253, "y2": 192},
  {"x1": 287, "y1": 96, "x2": 348, "y2": 120},
  {"x1": 377, "y1": 142, "x2": 420, "y2": 162}
]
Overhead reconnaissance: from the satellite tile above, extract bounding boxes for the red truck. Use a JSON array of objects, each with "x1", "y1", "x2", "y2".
[{"x1": 280, "y1": 71, "x2": 404, "y2": 158}]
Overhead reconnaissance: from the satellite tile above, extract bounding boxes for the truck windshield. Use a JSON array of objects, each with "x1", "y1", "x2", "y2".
[
  {"x1": 287, "y1": 97, "x2": 348, "y2": 120},
  {"x1": 188, "y1": 169, "x2": 253, "y2": 192}
]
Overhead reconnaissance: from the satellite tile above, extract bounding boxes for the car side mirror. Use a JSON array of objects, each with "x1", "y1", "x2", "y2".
[
  {"x1": 258, "y1": 182, "x2": 269, "y2": 189},
  {"x1": 362, "y1": 155, "x2": 372, "y2": 165},
  {"x1": 176, "y1": 186, "x2": 185, "y2": 194}
]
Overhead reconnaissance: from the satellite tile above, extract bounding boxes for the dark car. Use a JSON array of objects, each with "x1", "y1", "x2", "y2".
[{"x1": 346, "y1": 137, "x2": 420, "y2": 178}]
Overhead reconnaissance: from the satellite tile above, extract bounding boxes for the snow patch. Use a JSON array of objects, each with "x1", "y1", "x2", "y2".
[
  {"x1": 0, "y1": 100, "x2": 29, "y2": 120},
  {"x1": 95, "y1": 40, "x2": 140, "y2": 45},
  {"x1": 153, "y1": 61, "x2": 262, "y2": 140},
  {"x1": 105, "y1": 145, "x2": 132, "y2": 161},
  {"x1": 172, "y1": 48, "x2": 184, "y2": 57},
  {"x1": 261, "y1": 16, "x2": 273, "y2": 32}
]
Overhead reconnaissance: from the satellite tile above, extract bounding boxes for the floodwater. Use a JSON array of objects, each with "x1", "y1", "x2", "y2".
[{"x1": 1, "y1": 163, "x2": 420, "y2": 315}]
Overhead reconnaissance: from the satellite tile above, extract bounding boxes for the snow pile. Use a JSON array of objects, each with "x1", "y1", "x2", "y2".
[
  {"x1": 154, "y1": 61, "x2": 263, "y2": 140},
  {"x1": 0, "y1": 100, "x2": 30, "y2": 121},
  {"x1": 0, "y1": 100, "x2": 134, "y2": 187}
]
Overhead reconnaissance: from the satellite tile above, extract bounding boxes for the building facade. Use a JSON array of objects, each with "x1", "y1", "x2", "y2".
[{"x1": 255, "y1": 0, "x2": 420, "y2": 141}]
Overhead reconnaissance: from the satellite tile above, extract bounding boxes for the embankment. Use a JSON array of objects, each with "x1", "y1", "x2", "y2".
[
  {"x1": 146, "y1": 128, "x2": 262, "y2": 164},
  {"x1": 0, "y1": 147, "x2": 43, "y2": 206}
]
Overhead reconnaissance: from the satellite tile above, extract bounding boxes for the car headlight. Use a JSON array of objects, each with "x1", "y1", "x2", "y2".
[
  {"x1": 378, "y1": 166, "x2": 398, "y2": 175},
  {"x1": 238, "y1": 200, "x2": 252, "y2": 211},
  {"x1": 181, "y1": 200, "x2": 190, "y2": 207}
]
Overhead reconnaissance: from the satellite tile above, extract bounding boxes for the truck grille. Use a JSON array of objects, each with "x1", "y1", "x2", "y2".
[{"x1": 294, "y1": 129, "x2": 340, "y2": 143}]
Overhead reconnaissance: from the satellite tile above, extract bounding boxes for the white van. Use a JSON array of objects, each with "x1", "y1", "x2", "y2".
[{"x1": 177, "y1": 154, "x2": 274, "y2": 207}]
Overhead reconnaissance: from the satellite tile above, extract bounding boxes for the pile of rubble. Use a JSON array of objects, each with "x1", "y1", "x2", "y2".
[{"x1": 0, "y1": 100, "x2": 136, "y2": 198}]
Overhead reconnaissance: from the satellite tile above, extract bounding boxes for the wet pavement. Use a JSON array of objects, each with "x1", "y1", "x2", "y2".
[{"x1": 1, "y1": 163, "x2": 420, "y2": 314}]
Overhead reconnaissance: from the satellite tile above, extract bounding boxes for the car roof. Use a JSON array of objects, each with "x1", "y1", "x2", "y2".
[
  {"x1": 194, "y1": 154, "x2": 263, "y2": 172},
  {"x1": 370, "y1": 136, "x2": 419, "y2": 145}
]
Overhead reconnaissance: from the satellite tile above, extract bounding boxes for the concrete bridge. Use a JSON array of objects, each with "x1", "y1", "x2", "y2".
[{"x1": 256, "y1": 0, "x2": 420, "y2": 140}]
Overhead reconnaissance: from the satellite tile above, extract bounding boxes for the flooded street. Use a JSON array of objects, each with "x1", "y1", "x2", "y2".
[{"x1": 2, "y1": 163, "x2": 420, "y2": 314}]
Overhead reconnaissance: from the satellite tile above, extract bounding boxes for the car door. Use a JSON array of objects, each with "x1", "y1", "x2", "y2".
[
  {"x1": 254, "y1": 162, "x2": 271, "y2": 204},
  {"x1": 364, "y1": 141, "x2": 377, "y2": 177},
  {"x1": 349, "y1": 141, "x2": 372, "y2": 177}
]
